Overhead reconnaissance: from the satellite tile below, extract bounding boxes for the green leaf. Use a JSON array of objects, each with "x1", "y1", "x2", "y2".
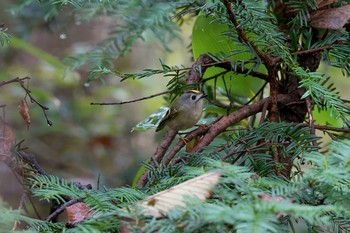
[
  {"x1": 0, "y1": 27, "x2": 11, "y2": 46},
  {"x1": 132, "y1": 163, "x2": 148, "y2": 188},
  {"x1": 313, "y1": 108, "x2": 344, "y2": 129},
  {"x1": 132, "y1": 107, "x2": 168, "y2": 132},
  {"x1": 192, "y1": 13, "x2": 264, "y2": 99}
]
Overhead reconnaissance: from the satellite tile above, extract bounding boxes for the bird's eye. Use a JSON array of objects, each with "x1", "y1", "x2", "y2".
[{"x1": 191, "y1": 95, "x2": 197, "y2": 100}]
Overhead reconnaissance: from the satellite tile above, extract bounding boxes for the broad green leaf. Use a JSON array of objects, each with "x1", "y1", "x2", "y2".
[
  {"x1": 313, "y1": 108, "x2": 344, "y2": 129},
  {"x1": 192, "y1": 13, "x2": 264, "y2": 99},
  {"x1": 132, "y1": 107, "x2": 168, "y2": 132},
  {"x1": 132, "y1": 161, "x2": 148, "y2": 188}
]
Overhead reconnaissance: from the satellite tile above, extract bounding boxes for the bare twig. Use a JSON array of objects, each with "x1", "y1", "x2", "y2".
[
  {"x1": 91, "y1": 90, "x2": 171, "y2": 105},
  {"x1": 45, "y1": 198, "x2": 82, "y2": 222},
  {"x1": 202, "y1": 70, "x2": 230, "y2": 83},
  {"x1": 297, "y1": 123, "x2": 350, "y2": 133},
  {"x1": 305, "y1": 97, "x2": 317, "y2": 146},
  {"x1": 222, "y1": 0, "x2": 280, "y2": 123},
  {"x1": 0, "y1": 77, "x2": 51, "y2": 126},
  {"x1": 12, "y1": 194, "x2": 26, "y2": 230},
  {"x1": 244, "y1": 81, "x2": 268, "y2": 106},
  {"x1": 222, "y1": 0, "x2": 272, "y2": 66},
  {"x1": 222, "y1": 141, "x2": 290, "y2": 161},
  {"x1": 197, "y1": 57, "x2": 269, "y2": 81},
  {"x1": 16, "y1": 150, "x2": 49, "y2": 176},
  {"x1": 293, "y1": 44, "x2": 334, "y2": 56},
  {"x1": 259, "y1": 98, "x2": 269, "y2": 125},
  {"x1": 26, "y1": 193, "x2": 42, "y2": 220},
  {"x1": 0, "y1": 77, "x2": 29, "y2": 87}
]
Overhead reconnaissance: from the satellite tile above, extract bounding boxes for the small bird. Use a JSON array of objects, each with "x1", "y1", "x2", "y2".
[{"x1": 156, "y1": 90, "x2": 206, "y2": 132}]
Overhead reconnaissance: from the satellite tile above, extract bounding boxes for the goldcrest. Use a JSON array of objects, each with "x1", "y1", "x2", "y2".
[{"x1": 156, "y1": 90, "x2": 206, "y2": 132}]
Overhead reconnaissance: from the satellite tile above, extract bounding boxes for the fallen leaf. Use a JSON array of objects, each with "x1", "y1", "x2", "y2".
[
  {"x1": 134, "y1": 171, "x2": 223, "y2": 218},
  {"x1": 185, "y1": 136, "x2": 201, "y2": 153},
  {"x1": 66, "y1": 202, "x2": 92, "y2": 224},
  {"x1": 311, "y1": 5, "x2": 350, "y2": 29}
]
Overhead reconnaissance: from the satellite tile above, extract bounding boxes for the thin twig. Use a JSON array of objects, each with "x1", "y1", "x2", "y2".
[
  {"x1": 305, "y1": 97, "x2": 317, "y2": 146},
  {"x1": 222, "y1": 141, "x2": 290, "y2": 161},
  {"x1": 45, "y1": 198, "x2": 82, "y2": 222},
  {"x1": 91, "y1": 90, "x2": 172, "y2": 105},
  {"x1": 0, "y1": 77, "x2": 29, "y2": 87},
  {"x1": 17, "y1": 78, "x2": 49, "y2": 111},
  {"x1": 17, "y1": 151, "x2": 49, "y2": 176},
  {"x1": 223, "y1": 0, "x2": 272, "y2": 65},
  {"x1": 12, "y1": 193, "x2": 26, "y2": 230},
  {"x1": 26, "y1": 192, "x2": 42, "y2": 220},
  {"x1": 273, "y1": 42, "x2": 344, "y2": 64},
  {"x1": 0, "y1": 77, "x2": 51, "y2": 125},
  {"x1": 259, "y1": 99, "x2": 269, "y2": 125},
  {"x1": 200, "y1": 59, "x2": 269, "y2": 81},
  {"x1": 205, "y1": 98, "x2": 241, "y2": 110},
  {"x1": 245, "y1": 81, "x2": 268, "y2": 106},
  {"x1": 202, "y1": 70, "x2": 230, "y2": 83},
  {"x1": 297, "y1": 123, "x2": 350, "y2": 133},
  {"x1": 293, "y1": 45, "x2": 334, "y2": 56}
]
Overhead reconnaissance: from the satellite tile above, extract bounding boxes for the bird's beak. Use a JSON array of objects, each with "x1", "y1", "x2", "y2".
[{"x1": 199, "y1": 93, "x2": 207, "y2": 100}]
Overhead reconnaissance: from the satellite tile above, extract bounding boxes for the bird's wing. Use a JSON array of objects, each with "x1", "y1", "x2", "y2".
[{"x1": 155, "y1": 107, "x2": 178, "y2": 132}]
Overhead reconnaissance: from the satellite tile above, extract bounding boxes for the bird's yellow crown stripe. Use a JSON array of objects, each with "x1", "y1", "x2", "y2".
[{"x1": 188, "y1": 89, "x2": 200, "y2": 93}]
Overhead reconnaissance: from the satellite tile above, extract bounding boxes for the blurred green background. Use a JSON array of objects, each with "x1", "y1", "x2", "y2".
[{"x1": 0, "y1": 0, "x2": 193, "y2": 209}]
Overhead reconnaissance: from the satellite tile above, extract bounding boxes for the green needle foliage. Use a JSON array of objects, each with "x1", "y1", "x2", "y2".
[
  {"x1": 5, "y1": 137, "x2": 350, "y2": 232},
  {"x1": 0, "y1": 26, "x2": 11, "y2": 46}
]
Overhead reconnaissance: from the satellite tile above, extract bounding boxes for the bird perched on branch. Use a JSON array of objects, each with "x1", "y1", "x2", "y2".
[{"x1": 156, "y1": 90, "x2": 206, "y2": 132}]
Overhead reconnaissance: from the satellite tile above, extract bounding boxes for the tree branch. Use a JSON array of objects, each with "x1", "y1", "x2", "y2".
[
  {"x1": 297, "y1": 123, "x2": 350, "y2": 133},
  {"x1": 222, "y1": 0, "x2": 272, "y2": 66},
  {"x1": 160, "y1": 95, "x2": 292, "y2": 163},
  {"x1": 91, "y1": 90, "x2": 171, "y2": 105},
  {"x1": 137, "y1": 129, "x2": 177, "y2": 187},
  {"x1": 45, "y1": 198, "x2": 82, "y2": 222},
  {"x1": 0, "y1": 77, "x2": 51, "y2": 126},
  {"x1": 193, "y1": 94, "x2": 291, "y2": 151}
]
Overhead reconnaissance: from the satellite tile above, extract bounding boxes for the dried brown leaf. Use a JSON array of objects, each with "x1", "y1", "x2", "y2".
[
  {"x1": 18, "y1": 98, "x2": 31, "y2": 127},
  {"x1": 135, "y1": 171, "x2": 223, "y2": 218},
  {"x1": 311, "y1": 5, "x2": 350, "y2": 29},
  {"x1": 185, "y1": 136, "x2": 201, "y2": 153},
  {"x1": 66, "y1": 202, "x2": 92, "y2": 224}
]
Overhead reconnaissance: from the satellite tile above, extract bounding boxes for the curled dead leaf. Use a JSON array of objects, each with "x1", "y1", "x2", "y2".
[
  {"x1": 18, "y1": 98, "x2": 31, "y2": 127},
  {"x1": 185, "y1": 135, "x2": 201, "y2": 153},
  {"x1": 66, "y1": 202, "x2": 92, "y2": 224},
  {"x1": 311, "y1": 5, "x2": 350, "y2": 29}
]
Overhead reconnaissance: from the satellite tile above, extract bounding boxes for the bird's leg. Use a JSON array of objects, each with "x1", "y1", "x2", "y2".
[{"x1": 177, "y1": 132, "x2": 189, "y2": 144}]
